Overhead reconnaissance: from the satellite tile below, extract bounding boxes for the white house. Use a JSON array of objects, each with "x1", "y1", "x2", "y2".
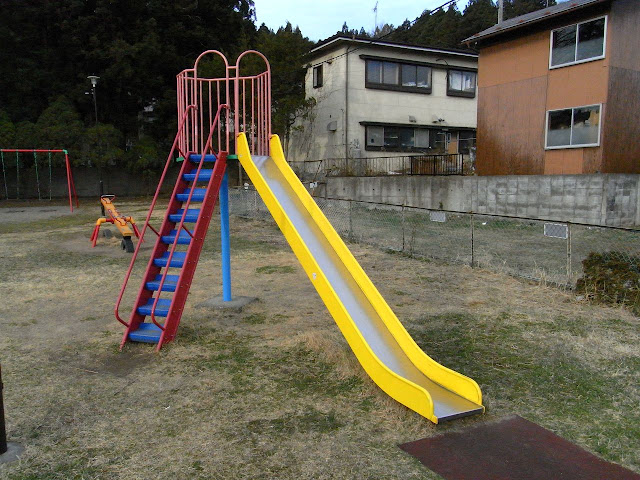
[{"x1": 288, "y1": 34, "x2": 479, "y2": 169}]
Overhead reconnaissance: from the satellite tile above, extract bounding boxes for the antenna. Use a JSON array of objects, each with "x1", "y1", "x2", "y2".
[{"x1": 373, "y1": 1, "x2": 378, "y2": 35}]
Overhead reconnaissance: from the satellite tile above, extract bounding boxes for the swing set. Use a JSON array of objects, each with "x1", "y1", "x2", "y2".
[{"x1": 0, "y1": 149, "x2": 79, "y2": 212}]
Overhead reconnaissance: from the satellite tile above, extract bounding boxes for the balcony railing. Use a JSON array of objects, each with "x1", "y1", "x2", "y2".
[{"x1": 321, "y1": 154, "x2": 463, "y2": 177}]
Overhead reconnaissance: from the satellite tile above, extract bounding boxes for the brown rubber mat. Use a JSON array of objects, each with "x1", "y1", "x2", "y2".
[{"x1": 399, "y1": 415, "x2": 640, "y2": 480}]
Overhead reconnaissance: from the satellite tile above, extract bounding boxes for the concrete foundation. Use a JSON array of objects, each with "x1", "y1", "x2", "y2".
[
  {"x1": 196, "y1": 295, "x2": 257, "y2": 312},
  {"x1": 324, "y1": 173, "x2": 640, "y2": 227},
  {"x1": 0, "y1": 442, "x2": 24, "y2": 464}
]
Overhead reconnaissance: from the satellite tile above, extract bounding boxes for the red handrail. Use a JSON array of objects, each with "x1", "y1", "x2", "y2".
[
  {"x1": 148, "y1": 103, "x2": 228, "y2": 330},
  {"x1": 114, "y1": 105, "x2": 197, "y2": 327}
]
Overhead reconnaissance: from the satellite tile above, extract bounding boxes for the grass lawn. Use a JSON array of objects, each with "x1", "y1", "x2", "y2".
[{"x1": 0, "y1": 199, "x2": 638, "y2": 479}]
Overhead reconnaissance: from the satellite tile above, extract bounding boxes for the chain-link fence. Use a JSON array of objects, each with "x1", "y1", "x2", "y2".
[{"x1": 229, "y1": 187, "x2": 640, "y2": 287}]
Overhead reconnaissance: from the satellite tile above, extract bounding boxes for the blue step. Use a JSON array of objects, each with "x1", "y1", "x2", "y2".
[
  {"x1": 137, "y1": 298, "x2": 172, "y2": 317},
  {"x1": 146, "y1": 274, "x2": 179, "y2": 292},
  {"x1": 161, "y1": 230, "x2": 192, "y2": 245},
  {"x1": 176, "y1": 188, "x2": 206, "y2": 202},
  {"x1": 128, "y1": 322, "x2": 163, "y2": 343},
  {"x1": 183, "y1": 169, "x2": 213, "y2": 182},
  {"x1": 189, "y1": 154, "x2": 217, "y2": 163},
  {"x1": 168, "y1": 208, "x2": 200, "y2": 223},
  {"x1": 154, "y1": 251, "x2": 186, "y2": 268}
]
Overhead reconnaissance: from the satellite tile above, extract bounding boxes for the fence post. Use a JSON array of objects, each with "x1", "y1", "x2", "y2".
[
  {"x1": 401, "y1": 205, "x2": 406, "y2": 252},
  {"x1": 0, "y1": 364, "x2": 7, "y2": 455},
  {"x1": 566, "y1": 222, "x2": 572, "y2": 285},
  {"x1": 348, "y1": 199, "x2": 353, "y2": 240},
  {"x1": 254, "y1": 189, "x2": 258, "y2": 216},
  {"x1": 470, "y1": 213, "x2": 475, "y2": 268}
]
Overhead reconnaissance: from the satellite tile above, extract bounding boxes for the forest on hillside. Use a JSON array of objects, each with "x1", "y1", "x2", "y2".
[{"x1": 0, "y1": 0, "x2": 553, "y2": 175}]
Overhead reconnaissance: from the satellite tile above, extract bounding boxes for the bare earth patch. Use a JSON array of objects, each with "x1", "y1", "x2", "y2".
[{"x1": 0, "y1": 200, "x2": 638, "y2": 479}]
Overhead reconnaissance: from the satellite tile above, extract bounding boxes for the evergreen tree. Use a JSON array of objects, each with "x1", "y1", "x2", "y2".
[
  {"x1": 0, "y1": 111, "x2": 16, "y2": 147},
  {"x1": 253, "y1": 23, "x2": 314, "y2": 149}
]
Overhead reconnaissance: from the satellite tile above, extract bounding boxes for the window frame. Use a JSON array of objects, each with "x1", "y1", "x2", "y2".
[
  {"x1": 544, "y1": 103, "x2": 603, "y2": 150},
  {"x1": 365, "y1": 124, "x2": 432, "y2": 152},
  {"x1": 364, "y1": 59, "x2": 433, "y2": 94},
  {"x1": 313, "y1": 64, "x2": 323, "y2": 88},
  {"x1": 446, "y1": 69, "x2": 477, "y2": 98},
  {"x1": 549, "y1": 15, "x2": 608, "y2": 70}
]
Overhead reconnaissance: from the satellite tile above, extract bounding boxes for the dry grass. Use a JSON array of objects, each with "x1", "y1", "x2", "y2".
[{"x1": 0, "y1": 199, "x2": 638, "y2": 479}]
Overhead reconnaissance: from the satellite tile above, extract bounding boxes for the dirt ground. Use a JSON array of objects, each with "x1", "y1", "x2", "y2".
[{"x1": 0, "y1": 199, "x2": 638, "y2": 479}]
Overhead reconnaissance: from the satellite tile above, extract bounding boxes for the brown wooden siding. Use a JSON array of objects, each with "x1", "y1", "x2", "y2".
[
  {"x1": 601, "y1": 0, "x2": 640, "y2": 173},
  {"x1": 477, "y1": 78, "x2": 548, "y2": 175},
  {"x1": 476, "y1": 8, "x2": 616, "y2": 175}
]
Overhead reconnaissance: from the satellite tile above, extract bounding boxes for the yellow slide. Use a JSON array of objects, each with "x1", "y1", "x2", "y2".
[{"x1": 236, "y1": 133, "x2": 484, "y2": 423}]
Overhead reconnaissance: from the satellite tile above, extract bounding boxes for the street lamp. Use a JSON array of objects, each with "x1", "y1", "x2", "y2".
[{"x1": 87, "y1": 75, "x2": 100, "y2": 126}]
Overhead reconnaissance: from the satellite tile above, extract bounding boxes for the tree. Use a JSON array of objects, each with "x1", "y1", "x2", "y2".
[
  {"x1": 505, "y1": 0, "x2": 556, "y2": 20},
  {"x1": 36, "y1": 96, "x2": 84, "y2": 152},
  {"x1": 253, "y1": 23, "x2": 314, "y2": 151},
  {"x1": 459, "y1": 0, "x2": 498, "y2": 43},
  {"x1": 0, "y1": 110, "x2": 15, "y2": 147},
  {"x1": 81, "y1": 123, "x2": 124, "y2": 170},
  {"x1": 126, "y1": 135, "x2": 161, "y2": 179}
]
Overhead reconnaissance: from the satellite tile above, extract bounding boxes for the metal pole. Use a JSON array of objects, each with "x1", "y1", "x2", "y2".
[
  {"x1": 470, "y1": 213, "x2": 475, "y2": 268},
  {"x1": 401, "y1": 205, "x2": 405, "y2": 252},
  {"x1": 220, "y1": 171, "x2": 232, "y2": 301},
  {"x1": 498, "y1": 0, "x2": 504, "y2": 23},
  {"x1": 567, "y1": 222, "x2": 572, "y2": 285},
  {"x1": 100, "y1": 180, "x2": 105, "y2": 216},
  {"x1": 0, "y1": 364, "x2": 7, "y2": 455},
  {"x1": 348, "y1": 199, "x2": 353, "y2": 240},
  {"x1": 92, "y1": 86, "x2": 98, "y2": 126}
]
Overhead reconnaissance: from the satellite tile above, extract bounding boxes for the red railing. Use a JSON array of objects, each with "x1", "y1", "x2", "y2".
[
  {"x1": 147, "y1": 103, "x2": 228, "y2": 330},
  {"x1": 114, "y1": 105, "x2": 196, "y2": 327},
  {"x1": 176, "y1": 50, "x2": 271, "y2": 158}
]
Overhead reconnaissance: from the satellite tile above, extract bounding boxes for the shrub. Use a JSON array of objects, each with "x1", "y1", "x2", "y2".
[{"x1": 576, "y1": 251, "x2": 640, "y2": 315}]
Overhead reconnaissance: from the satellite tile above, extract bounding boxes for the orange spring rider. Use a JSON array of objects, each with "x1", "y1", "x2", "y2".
[{"x1": 90, "y1": 195, "x2": 142, "y2": 252}]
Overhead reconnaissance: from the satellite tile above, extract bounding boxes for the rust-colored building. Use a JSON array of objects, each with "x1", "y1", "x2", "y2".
[{"x1": 465, "y1": 0, "x2": 640, "y2": 175}]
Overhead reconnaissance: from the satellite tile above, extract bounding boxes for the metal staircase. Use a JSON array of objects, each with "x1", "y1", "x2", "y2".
[{"x1": 115, "y1": 105, "x2": 228, "y2": 350}]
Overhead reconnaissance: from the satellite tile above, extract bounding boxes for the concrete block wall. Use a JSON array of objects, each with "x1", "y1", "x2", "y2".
[{"x1": 324, "y1": 174, "x2": 640, "y2": 227}]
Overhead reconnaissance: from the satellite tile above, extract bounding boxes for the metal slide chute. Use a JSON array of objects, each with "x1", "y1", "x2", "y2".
[{"x1": 236, "y1": 132, "x2": 483, "y2": 423}]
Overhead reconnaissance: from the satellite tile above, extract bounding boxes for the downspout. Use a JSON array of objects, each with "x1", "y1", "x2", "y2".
[{"x1": 345, "y1": 44, "x2": 353, "y2": 161}]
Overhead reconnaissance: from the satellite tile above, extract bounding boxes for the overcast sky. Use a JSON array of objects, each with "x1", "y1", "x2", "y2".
[{"x1": 253, "y1": 0, "x2": 465, "y2": 42}]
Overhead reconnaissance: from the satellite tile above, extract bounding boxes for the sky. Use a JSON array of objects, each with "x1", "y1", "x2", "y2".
[{"x1": 253, "y1": 0, "x2": 467, "y2": 42}]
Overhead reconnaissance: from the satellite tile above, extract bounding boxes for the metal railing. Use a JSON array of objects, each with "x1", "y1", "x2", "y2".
[
  {"x1": 228, "y1": 187, "x2": 640, "y2": 288},
  {"x1": 114, "y1": 105, "x2": 197, "y2": 328},
  {"x1": 320, "y1": 154, "x2": 463, "y2": 177}
]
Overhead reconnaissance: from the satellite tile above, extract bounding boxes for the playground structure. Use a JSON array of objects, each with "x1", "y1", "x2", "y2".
[
  {"x1": 114, "y1": 50, "x2": 483, "y2": 424},
  {"x1": 90, "y1": 195, "x2": 142, "y2": 252},
  {"x1": 0, "y1": 149, "x2": 78, "y2": 212}
]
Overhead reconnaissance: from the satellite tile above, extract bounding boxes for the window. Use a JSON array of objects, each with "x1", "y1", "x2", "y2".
[
  {"x1": 313, "y1": 65, "x2": 323, "y2": 88},
  {"x1": 365, "y1": 125, "x2": 430, "y2": 152},
  {"x1": 447, "y1": 70, "x2": 476, "y2": 97},
  {"x1": 546, "y1": 104, "x2": 601, "y2": 149},
  {"x1": 550, "y1": 17, "x2": 606, "y2": 68},
  {"x1": 365, "y1": 59, "x2": 432, "y2": 93},
  {"x1": 458, "y1": 130, "x2": 476, "y2": 154}
]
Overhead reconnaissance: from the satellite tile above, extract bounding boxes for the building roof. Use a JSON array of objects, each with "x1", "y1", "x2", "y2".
[
  {"x1": 310, "y1": 33, "x2": 478, "y2": 60},
  {"x1": 463, "y1": 0, "x2": 610, "y2": 45}
]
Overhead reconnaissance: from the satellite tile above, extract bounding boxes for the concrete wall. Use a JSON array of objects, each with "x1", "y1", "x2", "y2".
[{"x1": 324, "y1": 173, "x2": 640, "y2": 227}]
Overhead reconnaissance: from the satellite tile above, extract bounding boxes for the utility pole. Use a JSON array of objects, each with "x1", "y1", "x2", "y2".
[{"x1": 498, "y1": 0, "x2": 504, "y2": 24}]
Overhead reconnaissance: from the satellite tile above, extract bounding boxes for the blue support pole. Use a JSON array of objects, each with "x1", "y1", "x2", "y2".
[{"x1": 220, "y1": 170, "x2": 232, "y2": 301}]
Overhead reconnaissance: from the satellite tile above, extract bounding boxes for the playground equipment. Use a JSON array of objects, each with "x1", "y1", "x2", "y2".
[
  {"x1": 90, "y1": 195, "x2": 142, "y2": 252},
  {"x1": 0, "y1": 149, "x2": 78, "y2": 212},
  {"x1": 115, "y1": 50, "x2": 483, "y2": 424}
]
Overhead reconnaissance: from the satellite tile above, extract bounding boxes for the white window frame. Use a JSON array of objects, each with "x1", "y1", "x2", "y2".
[
  {"x1": 544, "y1": 103, "x2": 603, "y2": 150},
  {"x1": 549, "y1": 15, "x2": 607, "y2": 70},
  {"x1": 312, "y1": 65, "x2": 323, "y2": 88}
]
